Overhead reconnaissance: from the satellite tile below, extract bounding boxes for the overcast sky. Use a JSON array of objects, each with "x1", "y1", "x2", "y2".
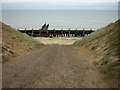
[{"x1": 2, "y1": 0, "x2": 119, "y2": 10}]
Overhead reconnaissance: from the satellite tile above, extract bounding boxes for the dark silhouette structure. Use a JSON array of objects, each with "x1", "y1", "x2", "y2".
[{"x1": 18, "y1": 24, "x2": 95, "y2": 37}]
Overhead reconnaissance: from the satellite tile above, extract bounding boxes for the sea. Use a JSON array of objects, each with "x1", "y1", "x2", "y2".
[{"x1": 2, "y1": 10, "x2": 118, "y2": 30}]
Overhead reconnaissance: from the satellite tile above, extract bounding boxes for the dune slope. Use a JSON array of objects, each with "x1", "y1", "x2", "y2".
[
  {"x1": 2, "y1": 23, "x2": 43, "y2": 62},
  {"x1": 74, "y1": 20, "x2": 120, "y2": 78}
]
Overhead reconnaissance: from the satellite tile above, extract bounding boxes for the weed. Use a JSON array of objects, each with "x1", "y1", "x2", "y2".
[
  {"x1": 90, "y1": 45, "x2": 98, "y2": 51},
  {"x1": 93, "y1": 61, "x2": 99, "y2": 66},
  {"x1": 100, "y1": 58, "x2": 110, "y2": 65},
  {"x1": 100, "y1": 69, "x2": 107, "y2": 74},
  {"x1": 108, "y1": 62, "x2": 120, "y2": 71}
]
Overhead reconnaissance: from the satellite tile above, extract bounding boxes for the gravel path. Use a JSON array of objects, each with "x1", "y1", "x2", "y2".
[{"x1": 3, "y1": 45, "x2": 110, "y2": 88}]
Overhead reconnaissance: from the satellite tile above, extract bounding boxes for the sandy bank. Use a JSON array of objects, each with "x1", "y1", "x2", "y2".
[{"x1": 33, "y1": 37, "x2": 79, "y2": 45}]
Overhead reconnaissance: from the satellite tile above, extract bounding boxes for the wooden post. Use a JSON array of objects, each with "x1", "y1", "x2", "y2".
[
  {"x1": 73, "y1": 34, "x2": 75, "y2": 37},
  {"x1": 63, "y1": 34, "x2": 65, "y2": 37},
  {"x1": 39, "y1": 29, "x2": 41, "y2": 37},
  {"x1": 53, "y1": 29, "x2": 56, "y2": 37},
  {"x1": 90, "y1": 28, "x2": 92, "y2": 33},
  {"x1": 54, "y1": 29, "x2": 55, "y2": 34},
  {"x1": 32, "y1": 28, "x2": 33, "y2": 37},
  {"x1": 75, "y1": 29, "x2": 77, "y2": 37},
  {"x1": 68, "y1": 29, "x2": 70, "y2": 37},
  {"x1": 83, "y1": 28, "x2": 85, "y2": 37},
  {"x1": 47, "y1": 29, "x2": 48, "y2": 34},
  {"x1": 41, "y1": 23, "x2": 46, "y2": 30},
  {"x1": 61, "y1": 29, "x2": 63, "y2": 37},
  {"x1": 61, "y1": 29, "x2": 63, "y2": 34},
  {"x1": 25, "y1": 29, "x2": 26, "y2": 33},
  {"x1": 66, "y1": 34, "x2": 68, "y2": 37},
  {"x1": 72, "y1": 34, "x2": 74, "y2": 37},
  {"x1": 66, "y1": 34, "x2": 67, "y2": 37},
  {"x1": 46, "y1": 24, "x2": 49, "y2": 30}
]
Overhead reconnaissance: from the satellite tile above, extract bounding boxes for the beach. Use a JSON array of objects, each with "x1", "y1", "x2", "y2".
[{"x1": 33, "y1": 37, "x2": 79, "y2": 45}]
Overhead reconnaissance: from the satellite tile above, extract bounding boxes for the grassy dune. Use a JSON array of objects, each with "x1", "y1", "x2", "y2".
[
  {"x1": 2, "y1": 22, "x2": 43, "y2": 63},
  {"x1": 74, "y1": 20, "x2": 120, "y2": 78}
]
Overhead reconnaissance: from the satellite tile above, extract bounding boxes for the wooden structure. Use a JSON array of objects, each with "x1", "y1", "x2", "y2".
[{"x1": 18, "y1": 24, "x2": 95, "y2": 37}]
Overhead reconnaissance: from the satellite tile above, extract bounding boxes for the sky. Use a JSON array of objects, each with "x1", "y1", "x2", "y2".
[{"x1": 2, "y1": 0, "x2": 119, "y2": 10}]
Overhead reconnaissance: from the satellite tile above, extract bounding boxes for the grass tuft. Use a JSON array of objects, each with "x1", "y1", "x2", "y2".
[{"x1": 108, "y1": 62, "x2": 120, "y2": 71}]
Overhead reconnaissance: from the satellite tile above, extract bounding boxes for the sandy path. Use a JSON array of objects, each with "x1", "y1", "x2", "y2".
[
  {"x1": 33, "y1": 37, "x2": 77, "y2": 45},
  {"x1": 3, "y1": 45, "x2": 110, "y2": 88}
]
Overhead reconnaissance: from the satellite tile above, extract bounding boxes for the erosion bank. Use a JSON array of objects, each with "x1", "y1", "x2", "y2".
[
  {"x1": 2, "y1": 22, "x2": 43, "y2": 63},
  {"x1": 74, "y1": 20, "x2": 120, "y2": 87}
]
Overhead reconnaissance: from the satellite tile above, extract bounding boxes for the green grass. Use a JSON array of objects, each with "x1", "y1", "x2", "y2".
[
  {"x1": 93, "y1": 61, "x2": 100, "y2": 66},
  {"x1": 106, "y1": 25, "x2": 119, "y2": 55},
  {"x1": 108, "y1": 61, "x2": 120, "y2": 77},
  {"x1": 100, "y1": 59, "x2": 110, "y2": 65},
  {"x1": 2, "y1": 24, "x2": 44, "y2": 63},
  {"x1": 19, "y1": 33, "x2": 43, "y2": 46},
  {"x1": 98, "y1": 60, "x2": 120, "y2": 76},
  {"x1": 108, "y1": 62, "x2": 120, "y2": 71},
  {"x1": 74, "y1": 22, "x2": 117, "y2": 46},
  {"x1": 74, "y1": 20, "x2": 120, "y2": 78},
  {"x1": 11, "y1": 29, "x2": 43, "y2": 47},
  {"x1": 74, "y1": 20, "x2": 119, "y2": 60}
]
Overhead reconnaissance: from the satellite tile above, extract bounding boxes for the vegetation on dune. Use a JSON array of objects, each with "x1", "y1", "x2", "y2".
[
  {"x1": 2, "y1": 22, "x2": 43, "y2": 63},
  {"x1": 74, "y1": 20, "x2": 120, "y2": 78}
]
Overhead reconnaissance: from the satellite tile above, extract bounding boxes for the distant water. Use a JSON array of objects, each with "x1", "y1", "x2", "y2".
[{"x1": 2, "y1": 10, "x2": 118, "y2": 30}]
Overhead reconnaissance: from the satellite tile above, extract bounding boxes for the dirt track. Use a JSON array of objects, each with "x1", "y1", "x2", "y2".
[{"x1": 3, "y1": 44, "x2": 112, "y2": 88}]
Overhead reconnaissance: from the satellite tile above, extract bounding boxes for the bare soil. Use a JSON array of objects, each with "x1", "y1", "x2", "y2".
[{"x1": 3, "y1": 44, "x2": 115, "y2": 88}]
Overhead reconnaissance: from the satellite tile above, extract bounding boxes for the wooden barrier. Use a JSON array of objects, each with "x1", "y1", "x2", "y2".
[{"x1": 18, "y1": 28, "x2": 95, "y2": 37}]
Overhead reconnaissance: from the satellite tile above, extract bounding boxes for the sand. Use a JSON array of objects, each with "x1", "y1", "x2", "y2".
[{"x1": 33, "y1": 37, "x2": 79, "y2": 45}]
